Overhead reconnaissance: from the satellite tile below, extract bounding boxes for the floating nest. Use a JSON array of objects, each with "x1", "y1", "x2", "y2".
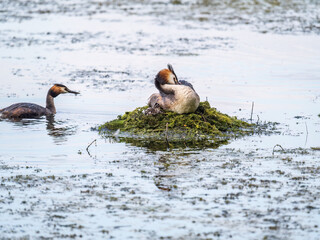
[{"x1": 98, "y1": 101, "x2": 273, "y2": 150}]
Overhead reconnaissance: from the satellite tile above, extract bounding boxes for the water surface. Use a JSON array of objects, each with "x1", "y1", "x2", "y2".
[{"x1": 0, "y1": 0, "x2": 320, "y2": 239}]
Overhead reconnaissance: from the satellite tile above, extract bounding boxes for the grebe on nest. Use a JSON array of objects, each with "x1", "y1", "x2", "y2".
[
  {"x1": 148, "y1": 64, "x2": 200, "y2": 114},
  {"x1": 0, "y1": 84, "x2": 79, "y2": 119}
]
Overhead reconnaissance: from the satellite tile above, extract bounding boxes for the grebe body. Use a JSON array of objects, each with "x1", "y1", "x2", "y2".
[
  {"x1": 148, "y1": 64, "x2": 200, "y2": 114},
  {"x1": 0, "y1": 84, "x2": 79, "y2": 119}
]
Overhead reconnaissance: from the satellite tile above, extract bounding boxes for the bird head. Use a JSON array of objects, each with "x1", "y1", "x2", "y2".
[
  {"x1": 49, "y1": 84, "x2": 80, "y2": 98},
  {"x1": 155, "y1": 64, "x2": 179, "y2": 85}
]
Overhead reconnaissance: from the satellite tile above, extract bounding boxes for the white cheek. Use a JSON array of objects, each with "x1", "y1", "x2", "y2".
[{"x1": 168, "y1": 76, "x2": 175, "y2": 84}]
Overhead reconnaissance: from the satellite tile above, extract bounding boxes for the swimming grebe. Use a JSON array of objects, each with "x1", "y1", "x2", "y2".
[
  {"x1": 148, "y1": 64, "x2": 200, "y2": 114},
  {"x1": 0, "y1": 84, "x2": 79, "y2": 119}
]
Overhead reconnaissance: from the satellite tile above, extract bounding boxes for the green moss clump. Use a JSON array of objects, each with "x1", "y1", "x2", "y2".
[{"x1": 99, "y1": 101, "x2": 254, "y2": 149}]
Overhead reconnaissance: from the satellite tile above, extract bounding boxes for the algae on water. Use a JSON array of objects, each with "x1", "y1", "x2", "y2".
[{"x1": 99, "y1": 101, "x2": 256, "y2": 149}]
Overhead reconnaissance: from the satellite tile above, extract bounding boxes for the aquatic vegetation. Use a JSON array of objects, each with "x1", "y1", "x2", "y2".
[{"x1": 99, "y1": 101, "x2": 260, "y2": 149}]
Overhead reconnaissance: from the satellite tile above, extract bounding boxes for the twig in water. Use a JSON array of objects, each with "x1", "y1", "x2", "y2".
[
  {"x1": 201, "y1": 113, "x2": 207, "y2": 122},
  {"x1": 305, "y1": 122, "x2": 308, "y2": 135},
  {"x1": 304, "y1": 122, "x2": 309, "y2": 147},
  {"x1": 250, "y1": 102, "x2": 254, "y2": 122},
  {"x1": 272, "y1": 144, "x2": 284, "y2": 155},
  {"x1": 165, "y1": 123, "x2": 169, "y2": 148},
  {"x1": 256, "y1": 115, "x2": 260, "y2": 125},
  {"x1": 86, "y1": 139, "x2": 97, "y2": 155}
]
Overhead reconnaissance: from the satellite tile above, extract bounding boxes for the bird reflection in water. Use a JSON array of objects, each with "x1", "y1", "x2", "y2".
[
  {"x1": 46, "y1": 115, "x2": 77, "y2": 144},
  {"x1": 154, "y1": 155, "x2": 180, "y2": 192}
]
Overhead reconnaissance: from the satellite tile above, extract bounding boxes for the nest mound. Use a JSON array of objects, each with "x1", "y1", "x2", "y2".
[{"x1": 99, "y1": 102, "x2": 256, "y2": 149}]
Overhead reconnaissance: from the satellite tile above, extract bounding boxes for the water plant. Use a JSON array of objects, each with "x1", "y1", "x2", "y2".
[{"x1": 99, "y1": 101, "x2": 257, "y2": 149}]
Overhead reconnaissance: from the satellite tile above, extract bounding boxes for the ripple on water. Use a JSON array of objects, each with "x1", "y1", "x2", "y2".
[
  {"x1": 1, "y1": 0, "x2": 319, "y2": 34},
  {"x1": 0, "y1": 0, "x2": 320, "y2": 239}
]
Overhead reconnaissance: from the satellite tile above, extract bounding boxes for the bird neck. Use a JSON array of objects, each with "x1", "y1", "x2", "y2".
[
  {"x1": 155, "y1": 80, "x2": 178, "y2": 95},
  {"x1": 46, "y1": 91, "x2": 56, "y2": 114}
]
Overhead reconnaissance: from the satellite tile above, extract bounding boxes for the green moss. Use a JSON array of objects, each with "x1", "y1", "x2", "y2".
[{"x1": 99, "y1": 101, "x2": 256, "y2": 149}]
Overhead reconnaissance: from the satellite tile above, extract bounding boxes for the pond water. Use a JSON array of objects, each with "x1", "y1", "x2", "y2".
[{"x1": 0, "y1": 0, "x2": 320, "y2": 239}]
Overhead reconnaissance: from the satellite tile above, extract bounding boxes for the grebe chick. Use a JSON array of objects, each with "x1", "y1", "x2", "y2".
[
  {"x1": 148, "y1": 64, "x2": 200, "y2": 114},
  {"x1": 0, "y1": 84, "x2": 79, "y2": 119}
]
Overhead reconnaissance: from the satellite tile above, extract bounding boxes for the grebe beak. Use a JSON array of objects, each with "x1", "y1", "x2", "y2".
[
  {"x1": 167, "y1": 63, "x2": 180, "y2": 85},
  {"x1": 66, "y1": 88, "x2": 80, "y2": 95}
]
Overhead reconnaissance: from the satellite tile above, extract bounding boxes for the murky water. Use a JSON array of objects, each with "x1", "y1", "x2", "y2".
[{"x1": 1, "y1": 0, "x2": 320, "y2": 239}]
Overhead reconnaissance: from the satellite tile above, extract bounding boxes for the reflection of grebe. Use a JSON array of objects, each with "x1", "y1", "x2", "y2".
[
  {"x1": 148, "y1": 64, "x2": 200, "y2": 114},
  {"x1": 46, "y1": 115, "x2": 77, "y2": 144},
  {"x1": 0, "y1": 84, "x2": 79, "y2": 119}
]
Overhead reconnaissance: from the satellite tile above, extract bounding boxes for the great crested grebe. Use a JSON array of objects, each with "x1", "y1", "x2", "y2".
[
  {"x1": 0, "y1": 84, "x2": 79, "y2": 119},
  {"x1": 148, "y1": 64, "x2": 200, "y2": 114}
]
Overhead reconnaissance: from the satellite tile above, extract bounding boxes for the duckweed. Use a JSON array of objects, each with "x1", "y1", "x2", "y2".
[{"x1": 99, "y1": 102, "x2": 258, "y2": 149}]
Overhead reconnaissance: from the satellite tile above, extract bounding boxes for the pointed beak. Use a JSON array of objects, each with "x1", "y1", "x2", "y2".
[
  {"x1": 168, "y1": 64, "x2": 179, "y2": 85},
  {"x1": 66, "y1": 88, "x2": 80, "y2": 95},
  {"x1": 174, "y1": 74, "x2": 180, "y2": 85}
]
